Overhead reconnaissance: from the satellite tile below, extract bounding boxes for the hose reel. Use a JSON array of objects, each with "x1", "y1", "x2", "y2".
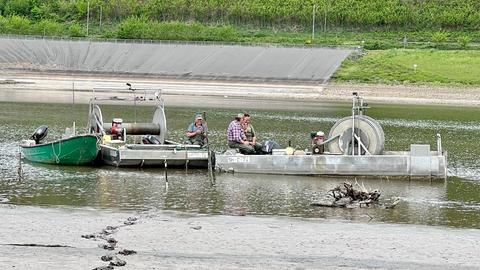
[
  {"x1": 88, "y1": 104, "x2": 167, "y2": 143},
  {"x1": 328, "y1": 115, "x2": 385, "y2": 155}
]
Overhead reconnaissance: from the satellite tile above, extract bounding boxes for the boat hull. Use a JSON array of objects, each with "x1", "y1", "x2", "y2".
[
  {"x1": 21, "y1": 135, "x2": 99, "y2": 165},
  {"x1": 215, "y1": 146, "x2": 447, "y2": 180},
  {"x1": 99, "y1": 144, "x2": 209, "y2": 167}
]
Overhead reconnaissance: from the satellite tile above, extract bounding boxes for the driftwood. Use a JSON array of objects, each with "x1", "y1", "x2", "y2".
[{"x1": 312, "y1": 182, "x2": 381, "y2": 208}]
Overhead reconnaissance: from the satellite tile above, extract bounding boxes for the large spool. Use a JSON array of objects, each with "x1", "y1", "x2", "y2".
[
  {"x1": 152, "y1": 105, "x2": 167, "y2": 144},
  {"x1": 88, "y1": 104, "x2": 167, "y2": 143},
  {"x1": 328, "y1": 115, "x2": 384, "y2": 155}
]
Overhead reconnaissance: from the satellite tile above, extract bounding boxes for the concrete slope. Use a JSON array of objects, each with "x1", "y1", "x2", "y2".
[{"x1": 0, "y1": 37, "x2": 354, "y2": 83}]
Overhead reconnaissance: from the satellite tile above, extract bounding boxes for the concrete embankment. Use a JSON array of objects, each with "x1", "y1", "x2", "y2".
[{"x1": 0, "y1": 37, "x2": 354, "y2": 84}]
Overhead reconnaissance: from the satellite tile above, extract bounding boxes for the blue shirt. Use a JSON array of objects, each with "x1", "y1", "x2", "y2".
[{"x1": 187, "y1": 123, "x2": 207, "y2": 133}]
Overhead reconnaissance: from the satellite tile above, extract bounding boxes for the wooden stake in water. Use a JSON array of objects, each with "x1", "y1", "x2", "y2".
[
  {"x1": 164, "y1": 159, "x2": 168, "y2": 190},
  {"x1": 72, "y1": 82, "x2": 76, "y2": 135},
  {"x1": 203, "y1": 111, "x2": 216, "y2": 186},
  {"x1": 17, "y1": 150, "x2": 23, "y2": 181}
]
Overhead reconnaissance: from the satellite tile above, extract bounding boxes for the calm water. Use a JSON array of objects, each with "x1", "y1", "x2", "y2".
[{"x1": 0, "y1": 101, "x2": 479, "y2": 228}]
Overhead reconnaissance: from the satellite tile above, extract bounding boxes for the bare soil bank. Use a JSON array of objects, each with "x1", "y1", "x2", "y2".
[
  {"x1": 326, "y1": 82, "x2": 480, "y2": 106},
  {"x1": 1, "y1": 71, "x2": 479, "y2": 108},
  {"x1": 1, "y1": 205, "x2": 479, "y2": 270}
]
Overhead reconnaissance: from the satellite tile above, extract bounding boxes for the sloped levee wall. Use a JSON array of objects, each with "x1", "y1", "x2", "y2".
[{"x1": 0, "y1": 37, "x2": 354, "y2": 83}]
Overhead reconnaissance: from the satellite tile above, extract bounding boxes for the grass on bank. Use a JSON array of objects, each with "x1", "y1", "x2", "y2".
[{"x1": 332, "y1": 49, "x2": 480, "y2": 85}]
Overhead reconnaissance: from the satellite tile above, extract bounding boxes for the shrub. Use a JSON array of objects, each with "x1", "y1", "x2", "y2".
[
  {"x1": 0, "y1": 16, "x2": 8, "y2": 32},
  {"x1": 30, "y1": 4, "x2": 56, "y2": 21},
  {"x1": 33, "y1": 20, "x2": 63, "y2": 36},
  {"x1": 117, "y1": 16, "x2": 149, "y2": 39},
  {"x1": 4, "y1": 0, "x2": 32, "y2": 16},
  {"x1": 457, "y1": 35, "x2": 472, "y2": 48},
  {"x1": 68, "y1": 23, "x2": 85, "y2": 37},
  {"x1": 116, "y1": 18, "x2": 237, "y2": 42},
  {"x1": 364, "y1": 40, "x2": 389, "y2": 50},
  {"x1": 431, "y1": 31, "x2": 449, "y2": 45},
  {"x1": 7, "y1": 15, "x2": 31, "y2": 34}
]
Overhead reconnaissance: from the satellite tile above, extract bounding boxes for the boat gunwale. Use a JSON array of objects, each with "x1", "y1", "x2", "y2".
[{"x1": 20, "y1": 134, "x2": 99, "y2": 148}]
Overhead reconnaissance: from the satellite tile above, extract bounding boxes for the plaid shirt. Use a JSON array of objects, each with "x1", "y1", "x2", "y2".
[{"x1": 227, "y1": 120, "x2": 245, "y2": 142}]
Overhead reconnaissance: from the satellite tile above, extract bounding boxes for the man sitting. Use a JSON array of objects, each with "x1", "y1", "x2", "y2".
[
  {"x1": 186, "y1": 113, "x2": 207, "y2": 146},
  {"x1": 227, "y1": 113, "x2": 255, "y2": 154},
  {"x1": 242, "y1": 113, "x2": 263, "y2": 154}
]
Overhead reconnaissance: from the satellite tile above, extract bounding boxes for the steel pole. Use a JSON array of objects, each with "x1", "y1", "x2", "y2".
[
  {"x1": 312, "y1": 4, "x2": 316, "y2": 41},
  {"x1": 86, "y1": 1, "x2": 90, "y2": 36}
]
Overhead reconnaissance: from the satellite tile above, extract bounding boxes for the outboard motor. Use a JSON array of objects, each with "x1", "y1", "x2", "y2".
[
  {"x1": 30, "y1": 125, "x2": 48, "y2": 144},
  {"x1": 142, "y1": 135, "x2": 161, "y2": 145},
  {"x1": 261, "y1": 140, "x2": 281, "y2": 154}
]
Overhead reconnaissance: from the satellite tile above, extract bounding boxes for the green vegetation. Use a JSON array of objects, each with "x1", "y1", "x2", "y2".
[
  {"x1": 117, "y1": 17, "x2": 236, "y2": 41},
  {"x1": 0, "y1": 0, "x2": 479, "y2": 30},
  {"x1": 0, "y1": 0, "x2": 478, "y2": 49},
  {"x1": 0, "y1": 14, "x2": 479, "y2": 50},
  {"x1": 0, "y1": 0, "x2": 479, "y2": 85},
  {"x1": 332, "y1": 49, "x2": 480, "y2": 85}
]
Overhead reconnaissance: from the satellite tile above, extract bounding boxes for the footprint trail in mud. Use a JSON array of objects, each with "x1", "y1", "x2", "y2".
[{"x1": 82, "y1": 216, "x2": 138, "y2": 269}]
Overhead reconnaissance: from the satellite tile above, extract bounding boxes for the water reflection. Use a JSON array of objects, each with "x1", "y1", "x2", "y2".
[{"x1": 2, "y1": 163, "x2": 478, "y2": 228}]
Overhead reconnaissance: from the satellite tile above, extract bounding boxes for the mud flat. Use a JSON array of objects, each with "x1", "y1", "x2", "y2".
[
  {"x1": 1, "y1": 72, "x2": 480, "y2": 108},
  {"x1": 0, "y1": 204, "x2": 479, "y2": 270}
]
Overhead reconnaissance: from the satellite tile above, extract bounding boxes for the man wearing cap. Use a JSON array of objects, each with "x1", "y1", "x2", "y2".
[
  {"x1": 227, "y1": 113, "x2": 255, "y2": 154},
  {"x1": 186, "y1": 113, "x2": 207, "y2": 146}
]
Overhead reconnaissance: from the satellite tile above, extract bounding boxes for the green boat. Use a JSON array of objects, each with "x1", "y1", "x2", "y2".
[{"x1": 21, "y1": 132, "x2": 99, "y2": 165}]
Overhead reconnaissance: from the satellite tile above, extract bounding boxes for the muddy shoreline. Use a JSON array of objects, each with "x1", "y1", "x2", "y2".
[
  {"x1": 1, "y1": 205, "x2": 479, "y2": 270},
  {"x1": 1, "y1": 71, "x2": 480, "y2": 108}
]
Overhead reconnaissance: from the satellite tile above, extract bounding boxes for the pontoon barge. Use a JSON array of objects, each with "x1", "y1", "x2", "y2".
[{"x1": 215, "y1": 93, "x2": 447, "y2": 180}]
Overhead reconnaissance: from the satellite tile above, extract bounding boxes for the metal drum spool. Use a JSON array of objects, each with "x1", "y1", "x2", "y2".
[
  {"x1": 88, "y1": 104, "x2": 167, "y2": 143},
  {"x1": 152, "y1": 105, "x2": 167, "y2": 144},
  {"x1": 328, "y1": 115, "x2": 385, "y2": 155}
]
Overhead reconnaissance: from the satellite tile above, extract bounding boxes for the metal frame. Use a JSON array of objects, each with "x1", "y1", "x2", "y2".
[
  {"x1": 87, "y1": 84, "x2": 164, "y2": 137},
  {"x1": 350, "y1": 92, "x2": 370, "y2": 156}
]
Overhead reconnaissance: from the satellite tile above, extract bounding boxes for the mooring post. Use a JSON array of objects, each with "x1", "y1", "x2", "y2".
[
  {"x1": 208, "y1": 150, "x2": 216, "y2": 186},
  {"x1": 185, "y1": 147, "x2": 189, "y2": 172},
  {"x1": 351, "y1": 93, "x2": 356, "y2": 155},
  {"x1": 437, "y1": 133, "x2": 442, "y2": 155},
  {"x1": 164, "y1": 159, "x2": 168, "y2": 190},
  {"x1": 203, "y1": 111, "x2": 215, "y2": 186},
  {"x1": 17, "y1": 150, "x2": 22, "y2": 181}
]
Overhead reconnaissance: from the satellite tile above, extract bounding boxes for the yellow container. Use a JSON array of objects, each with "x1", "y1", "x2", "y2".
[
  {"x1": 102, "y1": 135, "x2": 112, "y2": 144},
  {"x1": 285, "y1": 147, "x2": 295, "y2": 155}
]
